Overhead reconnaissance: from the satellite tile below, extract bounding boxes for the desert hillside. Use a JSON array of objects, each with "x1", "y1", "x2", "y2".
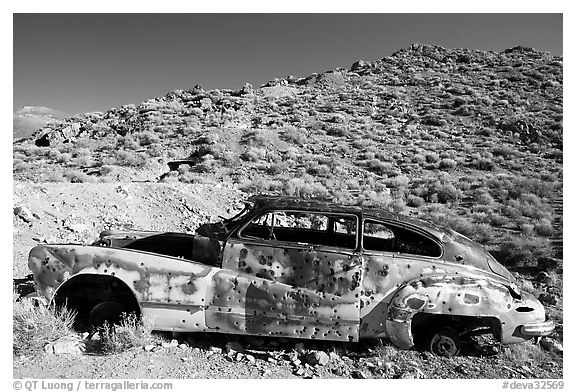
[{"x1": 13, "y1": 44, "x2": 563, "y2": 379}]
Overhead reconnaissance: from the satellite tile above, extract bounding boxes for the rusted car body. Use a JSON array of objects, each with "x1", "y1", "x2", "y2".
[{"x1": 28, "y1": 195, "x2": 553, "y2": 355}]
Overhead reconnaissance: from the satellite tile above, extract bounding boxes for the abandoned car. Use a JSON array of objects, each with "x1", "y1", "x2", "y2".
[{"x1": 28, "y1": 195, "x2": 553, "y2": 357}]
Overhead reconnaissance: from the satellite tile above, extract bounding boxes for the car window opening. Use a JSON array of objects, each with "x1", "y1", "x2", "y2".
[
  {"x1": 241, "y1": 211, "x2": 358, "y2": 250},
  {"x1": 363, "y1": 219, "x2": 441, "y2": 257}
]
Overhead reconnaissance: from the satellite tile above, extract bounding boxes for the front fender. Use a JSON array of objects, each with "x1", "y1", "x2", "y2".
[{"x1": 384, "y1": 274, "x2": 514, "y2": 349}]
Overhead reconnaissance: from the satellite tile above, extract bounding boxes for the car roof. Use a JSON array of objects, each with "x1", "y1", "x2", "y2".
[{"x1": 247, "y1": 195, "x2": 449, "y2": 240}]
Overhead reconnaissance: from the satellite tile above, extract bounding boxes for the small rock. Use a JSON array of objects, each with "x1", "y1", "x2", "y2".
[
  {"x1": 14, "y1": 206, "x2": 35, "y2": 223},
  {"x1": 521, "y1": 365, "x2": 533, "y2": 374},
  {"x1": 169, "y1": 339, "x2": 178, "y2": 347},
  {"x1": 483, "y1": 345, "x2": 500, "y2": 356},
  {"x1": 294, "y1": 368, "x2": 305, "y2": 376},
  {"x1": 535, "y1": 271, "x2": 552, "y2": 284},
  {"x1": 66, "y1": 223, "x2": 87, "y2": 233},
  {"x1": 400, "y1": 368, "x2": 425, "y2": 379},
  {"x1": 45, "y1": 335, "x2": 85, "y2": 355},
  {"x1": 209, "y1": 346, "x2": 223, "y2": 354},
  {"x1": 328, "y1": 352, "x2": 341, "y2": 363},
  {"x1": 351, "y1": 370, "x2": 369, "y2": 379},
  {"x1": 245, "y1": 354, "x2": 256, "y2": 363},
  {"x1": 540, "y1": 337, "x2": 563, "y2": 354},
  {"x1": 304, "y1": 351, "x2": 330, "y2": 366},
  {"x1": 178, "y1": 343, "x2": 188, "y2": 349},
  {"x1": 292, "y1": 358, "x2": 302, "y2": 366},
  {"x1": 144, "y1": 345, "x2": 155, "y2": 351},
  {"x1": 225, "y1": 341, "x2": 243, "y2": 354},
  {"x1": 235, "y1": 352, "x2": 244, "y2": 361}
]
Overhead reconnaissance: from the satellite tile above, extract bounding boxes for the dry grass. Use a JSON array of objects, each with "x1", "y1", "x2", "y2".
[
  {"x1": 13, "y1": 296, "x2": 76, "y2": 356},
  {"x1": 98, "y1": 313, "x2": 153, "y2": 354}
]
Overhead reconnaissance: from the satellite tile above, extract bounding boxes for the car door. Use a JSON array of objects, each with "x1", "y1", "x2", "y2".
[
  {"x1": 213, "y1": 209, "x2": 363, "y2": 341},
  {"x1": 359, "y1": 218, "x2": 443, "y2": 337}
]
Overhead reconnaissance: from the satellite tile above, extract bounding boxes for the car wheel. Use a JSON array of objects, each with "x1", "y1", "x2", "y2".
[
  {"x1": 426, "y1": 327, "x2": 461, "y2": 357},
  {"x1": 88, "y1": 301, "x2": 125, "y2": 328}
]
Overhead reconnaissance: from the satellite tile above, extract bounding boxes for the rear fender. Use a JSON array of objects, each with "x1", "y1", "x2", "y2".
[{"x1": 384, "y1": 274, "x2": 512, "y2": 348}]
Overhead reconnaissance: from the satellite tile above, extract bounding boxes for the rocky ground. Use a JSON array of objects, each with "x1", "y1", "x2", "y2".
[{"x1": 13, "y1": 44, "x2": 563, "y2": 379}]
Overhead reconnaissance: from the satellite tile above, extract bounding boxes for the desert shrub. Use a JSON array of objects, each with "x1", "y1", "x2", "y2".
[
  {"x1": 470, "y1": 156, "x2": 495, "y2": 171},
  {"x1": 421, "y1": 114, "x2": 447, "y2": 126},
  {"x1": 489, "y1": 212, "x2": 510, "y2": 227},
  {"x1": 424, "y1": 152, "x2": 439, "y2": 163},
  {"x1": 306, "y1": 163, "x2": 331, "y2": 177},
  {"x1": 121, "y1": 135, "x2": 140, "y2": 150},
  {"x1": 438, "y1": 158, "x2": 457, "y2": 170},
  {"x1": 147, "y1": 144, "x2": 163, "y2": 157},
  {"x1": 72, "y1": 155, "x2": 95, "y2": 167},
  {"x1": 492, "y1": 145, "x2": 518, "y2": 158},
  {"x1": 417, "y1": 179, "x2": 462, "y2": 204},
  {"x1": 326, "y1": 125, "x2": 349, "y2": 137},
  {"x1": 474, "y1": 189, "x2": 495, "y2": 206},
  {"x1": 56, "y1": 153, "x2": 72, "y2": 164},
  {"x1": 13, "y1": 160, "x2": 32, "y2": 173},
  {"x1": 13, "y1": 296, "x2": 76, "y2": 356},
  {"x1": 134, "y1": 131, "x2": 161, "y2": 146},
  {"x1": 242, "y1": 147, "x2": 266, "y2": 162},
  {"x1": 207, "y1": 143, "x2": 227, "y2": 159},
  {"x1": 283, "y1": 176, "x2": 330, "y2": 199},
  {"x1": 406, "y1": 195, "x2": 425, "y2": 208},
  {"x1": 356, "y1": 190, "x2": 393, "y2": 208},
  {"x1": 63, "y1": 169, "x2": 95, "y2": 183},
  {"x1": 99, "y1": 165, "x2": 114, "y2": 176},
  {"x1": 502, "y1": 341, "x2": 549, "y2": 365},
  {"x1": 365, "y1": 159, "x2": 393, "y2": 175},
  {"x1": 498, "y1": 235, "x2": 552, "y2": 268},
  {"x1": 99, "y1": 313, "x2": 153, "y2": 354},
  {"x1": 282, "y1": 127, "x2": 307, "y2": 145},
  {"x1": 115, "y1": 150, "x2": 147, "y2": 167},
  {"x1": 534, "y1": 219, "x2": 555, "y2": 237}
]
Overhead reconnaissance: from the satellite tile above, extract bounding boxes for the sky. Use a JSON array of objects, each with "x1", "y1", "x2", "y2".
[{"x1": 13, "y1": 13, "x2": 563, "y2": 115}]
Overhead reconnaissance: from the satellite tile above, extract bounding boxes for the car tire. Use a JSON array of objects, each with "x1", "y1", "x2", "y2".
[
  {"x1": 426, "y1": 327, "x2": 461, "y2": 357},
  {"x1": 88, "y1": 301, "x2": 125, "y2": 328}
]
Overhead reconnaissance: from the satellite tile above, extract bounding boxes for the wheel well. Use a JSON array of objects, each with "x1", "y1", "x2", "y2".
[
  {"x1": 411, "y1": 313, "x2": 501, "y2": 343},
  {"x1": 52, "y1": 274, "x2": 141, "y2": 329}
]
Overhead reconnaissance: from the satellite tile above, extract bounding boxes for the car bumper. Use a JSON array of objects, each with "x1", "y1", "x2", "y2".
[{"x1": 520, "y1": 318, "x2": 555, "y2": 337}]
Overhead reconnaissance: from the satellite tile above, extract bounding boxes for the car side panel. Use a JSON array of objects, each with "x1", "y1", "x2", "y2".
[{"x1": 204, "y1": 269, "x2": 359, "y2": 341}]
